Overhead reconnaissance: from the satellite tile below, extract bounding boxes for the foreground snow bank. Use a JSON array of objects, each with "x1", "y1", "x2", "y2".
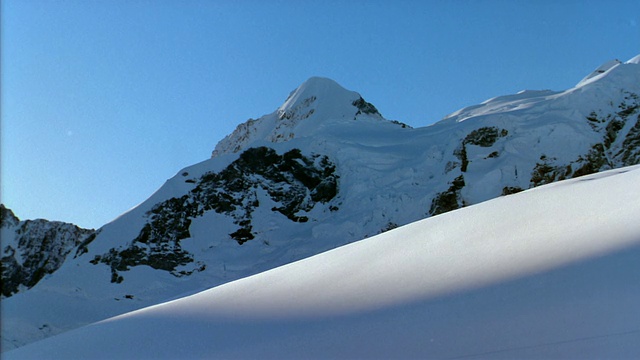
[{"x1": 7, "y1": 165, "x2": 640, "y2": 359}]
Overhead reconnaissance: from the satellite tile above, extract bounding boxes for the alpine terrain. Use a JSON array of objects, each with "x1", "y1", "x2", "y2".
[
  {"x1": 2, "y1": 54, "x2": 640, "y2": 353},
  {"x1": 6, "y1": 165, "x2": 640, "y2": 359}
]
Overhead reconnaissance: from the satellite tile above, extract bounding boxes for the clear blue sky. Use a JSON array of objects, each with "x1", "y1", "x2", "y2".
[{"x1": 2, "y1": 0, "x2": 638, "y2": 229}]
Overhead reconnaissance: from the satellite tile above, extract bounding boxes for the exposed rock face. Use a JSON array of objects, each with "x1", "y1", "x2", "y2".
[
  {"x1": 1, "y1": 205, "x2": 95, "y2": 298},
  {"x1": 431, "y1": 91, "x2": 640, "y2": 214},
  {"x1": 91, "y1": 146, "x2": 339, "y2": 283},
  {"x1": 4, "y1": 57, "x2": 640, "y2": 351},
  {"x1": 528, "y1": 92, "x2": 640, "y2": 187}
]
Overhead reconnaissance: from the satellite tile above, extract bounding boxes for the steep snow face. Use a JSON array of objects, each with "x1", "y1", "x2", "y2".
[
  {"x1": 3, "y1": 57, "x2": 640, "y2": 351},
  {"x1": 212, "y1": 76, "x2": 387, "y2": 157},
  {"x1": 277, "y1": 76, "x2": 381, "y2": 124},
  {"x1": 6, "y1": 165, "x2": 640, "y2": 359}
]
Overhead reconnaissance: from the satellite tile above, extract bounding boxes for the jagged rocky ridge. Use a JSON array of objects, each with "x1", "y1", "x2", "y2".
[
  {"x1": 1, "y1": 204, "x2": 95, "y2": 297},
  {"x1": 2, "y1": 56, "x2": 640, "y2": 351},
  {"x1": 90, "y1": 147, "x2": 338, "y2": 283}
]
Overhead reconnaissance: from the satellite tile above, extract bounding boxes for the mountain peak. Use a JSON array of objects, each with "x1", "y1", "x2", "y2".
[
  {"x1": 281, "y1": 77, "x2": 347, "y2": 105},
  {"x1": 278, "y1": 77, "x2": 364, "y2": 109},
  {"x1": 212, "y1": 77, "x2": 385, "y2": 158},
  {"x1": 276, "y1": 76, "x2": 382, "y2": 125},
  {"x1": 5, "y1": 56, "x2": 640, "y2": 353}
]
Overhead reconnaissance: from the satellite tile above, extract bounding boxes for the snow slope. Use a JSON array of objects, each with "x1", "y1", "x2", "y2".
[
  {"x1": 6, "y1": 165, "x2": 640, "y2": 359},
  {"x1": 3, "y1": 55, "x2": 640, "y2": 351}
]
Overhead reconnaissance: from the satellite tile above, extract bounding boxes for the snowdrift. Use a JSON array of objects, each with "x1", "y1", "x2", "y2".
[
  {"x1": 6, "y1": 165, "x2": 640, "y2": 359},
  {"x1": 4, "y1": 58, "x2": 640, "y2": 351}
]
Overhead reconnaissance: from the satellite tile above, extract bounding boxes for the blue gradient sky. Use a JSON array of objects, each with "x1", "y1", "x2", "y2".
[{"x1": 2, "y1": 0, "x2": 639, "y2": 228}]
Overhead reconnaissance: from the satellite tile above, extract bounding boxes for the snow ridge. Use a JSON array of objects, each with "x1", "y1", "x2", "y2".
[
  {"x1": 3, "y1": 55, "x2": 640, "y2": 352},
  {"x1": 6, "y1": 165, "x2": 640, "y2": 359}
]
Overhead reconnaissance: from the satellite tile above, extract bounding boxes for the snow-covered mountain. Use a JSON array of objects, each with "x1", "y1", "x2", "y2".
[
  {"x1": 1, "y1": 205, "x2": 95, "y2": 298},
  {"x1": 6, "y1": 165, "x2": 640, "y2": 359},
  {"x1": 2, "y1": 55, "x2": 640, "y2": 351},
  {"x1": 212, "y1": 76, "x2": 394, "y2": 157}
]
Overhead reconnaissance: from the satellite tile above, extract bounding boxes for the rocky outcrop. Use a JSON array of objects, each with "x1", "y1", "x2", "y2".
[
  {"x1": 1, "y1": 205, "x2": 95, "y2": 297},
  {"x1": 91, "y1": 147, "x2": 339, "y2": 283}
]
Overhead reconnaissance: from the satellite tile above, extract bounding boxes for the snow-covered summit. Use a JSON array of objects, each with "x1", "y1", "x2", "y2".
[
  {"x1": 211, "y1": 76, "x2": 386, "y2": 157},
  {"x1": 278, "y1": 77, "x2": 362, "y2": 118},
  {"x1": 3, "y1": 55, "x2": 640, "y2": 352}
]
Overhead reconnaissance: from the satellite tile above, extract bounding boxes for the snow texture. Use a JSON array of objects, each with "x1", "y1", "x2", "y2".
[
  {"x1": 3, "y1": 56, "x2": 640, "y2": 352},
  {"x1": 6, "y1": 165, "x2": 640, "y2": 359}
]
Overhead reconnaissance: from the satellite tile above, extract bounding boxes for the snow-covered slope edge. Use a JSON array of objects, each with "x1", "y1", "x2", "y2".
[
  {"x1": 3, "y1": 56, "x2": 640, "y2": 351},
  {"x1": 7, "y1": 165, "x2": 640, "y2": 359}
]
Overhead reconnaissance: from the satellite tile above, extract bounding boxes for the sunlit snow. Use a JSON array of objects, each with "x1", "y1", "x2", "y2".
[
  {"x1": 6, "y1": 165, "x2": 640, "y2": 359},
  {"x1": 3, "y1": 56, "x2": 640, "y2": 353}
]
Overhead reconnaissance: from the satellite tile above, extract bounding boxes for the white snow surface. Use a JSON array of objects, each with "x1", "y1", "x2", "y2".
[
  {"x1": 3, "y1": 57, "x2": 640, "y2": 351},
  {"x1": 626, "y1": 54, "x2": 640, "y2": 64},
  {"x1": 212, "y1": 76, "x2": 384, "y2": 157},
  {"x1": 6, "y1": 165, "x2": 640, "y2": 359},
  {"x1": 445, "y1": 58, "x2": 638, "y2": 123}
]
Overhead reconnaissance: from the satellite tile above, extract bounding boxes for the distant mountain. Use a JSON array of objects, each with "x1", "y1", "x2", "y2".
[
  {"x1": 1, "y1": 204, "x2": 95, "y2": 297},
  {"x1": 2, "y1": 55, "x2": 639, "y2": 351}
]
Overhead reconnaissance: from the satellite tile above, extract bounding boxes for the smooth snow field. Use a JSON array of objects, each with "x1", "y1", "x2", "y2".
[{"x1": 6, "y1": 165, "x2": 640, "y2": 359}]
